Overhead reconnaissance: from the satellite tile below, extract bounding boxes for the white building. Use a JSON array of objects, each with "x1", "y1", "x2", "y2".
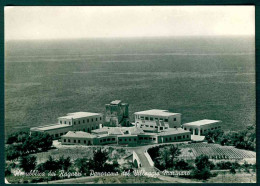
[
  {"x1": 182, "y1": 119, "x2": 221, "y2": 136},
  {"x1": 30, "y1": 112, "x2": 103, "y2": 139},
  {"x1": 134, "y1": 109, "x2": 181, "y2": 132}
]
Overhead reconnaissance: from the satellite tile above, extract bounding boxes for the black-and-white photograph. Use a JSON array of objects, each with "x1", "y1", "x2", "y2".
[{"x1": 4, "y1": 6, "x2": 256, "y2": 183}]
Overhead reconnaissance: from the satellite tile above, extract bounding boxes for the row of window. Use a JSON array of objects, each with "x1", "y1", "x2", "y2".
[
  {"x1": 100, "y1": 138, "x2": 116, "y2": 143},
  {"x1": 184, "y1": 126, "x2": 221, "y2": 131},
  {"x1": 136, "y1": 115, "x2": 176, "y2": 122},
  {"x1": 119, "y1": 138, "x2": 137, "y2": 142},
  {"x1": 59, "y1": 117, "x2": 102, "y2": 125},
  {"x1": 138, "y1": 136, "x2": 157, "y2": 141},
  {"x1": 63, "y1": 138, "x2": 92, "y2": 145},
  {"x1": 140, "y1": 124, "x2": 168, "y2": 130},
  {"x1": 165, "y1": 135, "x2": 189, "y2": 142}
]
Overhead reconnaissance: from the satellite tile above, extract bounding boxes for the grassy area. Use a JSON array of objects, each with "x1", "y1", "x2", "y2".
[
  {"x1": 34, "y1": 146, "x2": 131, "y2": 163},
  {"x1": 207, "y1": 172, "x2": 256, "y2": 183}
]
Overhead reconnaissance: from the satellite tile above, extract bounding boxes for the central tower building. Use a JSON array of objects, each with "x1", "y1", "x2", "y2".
[{"x1": 105, "y1": 100, "x2": 130, "y2": 127}]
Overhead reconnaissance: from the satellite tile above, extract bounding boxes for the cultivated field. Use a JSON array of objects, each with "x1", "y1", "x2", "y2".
[{"x1": 178, "y1": 143, "x2": 256, "y2": 162}]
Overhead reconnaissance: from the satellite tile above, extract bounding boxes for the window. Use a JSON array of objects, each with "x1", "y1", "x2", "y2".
[
  {"x1": 74, "y1": 140, "x2": 76, "y2": 143},
  {"x1": 160, "y1": 127, "x2": 163, "y2": 130},
  {"x1": 153, "y1": 138, "x2": 156, "y2": 141},
  {"x1": 150, "y1": 126, "x2": 154, "y2": 128},
  {"x1": 74, "y1": 122, "x2": 76, "y2": 125},
  {"x1": 92, "y1": 127, "x2": 94, "y2": 130},
  {"x1": 96, "y1": 118, "x2": 98, "y2": 121},
  {"x1": 69, "y1": 122, "x2": 71, "y2": 125},
  {"x1": 183, "y1": 135, "x2": 185, "y2": 139},
  {"x1": 68, "y1": 139, "x2": 70, "y2": 142},
  {"x1": 92, "y1": 119, "x2": 93, "y2": 122},
  {"x1": 125, "y1": 139, "x2": 127, "y2": 141},
  {"x1": 60, "y1": 121, "x2": 62, "y2": 124},
  {"x1": 155, "y1": 126, "x2": 158, "y2": 128},
  {"x1": 134, "y1": 138, "x2": 136, "y2": 141},
  {"x1": 160, "y1": 118, "x2": 163, "y2": 121},
  {"x1": 78, "y1": 140, "x2": 80, "y2": 143},
  {"x1": 83, "y1": 120, "x2": 85, "y2": 123},
  {"x1": 149, "y1": 137, "x2": 152, "y2": 140},
  {"x1": 78, "y1": 121, "x2": 80, "y2": 124},
  {"x1": 119, "y1": 139, "x2": 122, "y2": 142},
  {"x1": 184, "y1": 128, "x2": 187, "y2": 130},
  {"x1": 96, "y1": 126, "x2": 98, "y2": 129},
  {"x1": 187, "y1": 135, "x2": 189, "y2": 138},
  {"x1": 169, "y1": 137, "x2": 172, "y2": 141},
  {"x1": 100, "y1": 140, "x2": 103, "y2": 143},
  {"x1": 211, "y1": 128, "x2": 214, "y2": 130},
  {"x1": 140, "y1": 116, "x2": 144, "y2": 119},
  {"x1": 100, "y1": 117, "x2": 102, "y2": 120},
  {"x1": 165, "y1": 138, "x2": 168, "y2": 141},
  {"x1": 174, "y1": 118, "x2": 176, "y2": 121},
  {"x1": 164, "y1": 119, "x2": 168, "y2": 122},
  {"x1": 145, "y1": 125, "x2": 149, "y2": 127},
  {"x1": 140, "y1": 137, "x2": 143, "y2": 140},
  {"x1": 129, "y1": 139, "x2": 131, "y2": 141},
  {"x1": 87, "y1": 119, "x2": 89, "y2": 122},
  {"x1": 84, "y1": 140, "x2": 86, "y2": 144},
  {"x1": 107, "y1": 138, "x2": 110, "y2": 141},
  {"x1": 215, "y1": 127, "x2": 217, "y2": 129},
  {"x1": 165, "y1": 127, "x2": 168, "y2": 129},
  {"x1": 104, "y1": 139, "x2": 107, "y2": 142},
  {"x1": 55, "y1": 134, "x2": 58, "y2": 137},
  {"x1": 64, "y1": 139, "x2": 66, "y2": 142},
  {"x1": 112, "y1": 138, "x2": 115, "y2": 141},
  {"x1": 64, "y1": 121, "x2": 66, "y2": 124},
  {"x1": 155, "y1": 118, "x2": 158, "y2": 120},
  {"x1": 145, "y1": 117, "x2": 149, "y2": 120},
  {"x1": 144, "y1": 137, "x2": 148, "y2": 140},
  {"x1": 178, "y1": 136, "x2": 181, "y2": 139},
  {"x1": 174, "y1": 137, "x2": 176, "y2": 140},
  {"x1": 150, "y1": 117, "x2": 154, "y2": 121},
  {"x1": 60, "y1": 133, "x2": 63, "y2": 136}
]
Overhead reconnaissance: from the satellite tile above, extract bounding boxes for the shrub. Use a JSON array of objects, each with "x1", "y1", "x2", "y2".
[{"x1": 19, "y1": 155, "x2": 37, "y2": 172}]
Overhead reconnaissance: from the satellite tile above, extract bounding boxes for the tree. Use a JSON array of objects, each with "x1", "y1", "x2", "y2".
[
  {"x1": 93, "y1": 148, "x2": 109, "y2": 172},
  {"x1": 19, "y1": 155, "x2": 37, "y2": 172},
  {"x1": 75, "y1": 158, "x2": 94, "y2": 175},
  {"x1": 5, "y1": 145, "x2": 21, "y2": 161},
  {"x1": 191, "y1": 155, "x2": 214, "y2": 180},
  {"x1": 157, "y1": 145, "x2": 180, "y2": 170},
  {"x1": 58, "y1": 156, "x2": 71, "y2": 171},
  {"x1": 230, "y1": 164, "x2": 236, "y2": 174},
  {"x1": 173, "y1": 159, "x2": 191, "y2": 170},
  {"x1": 195, "y1": 155, "x2": 214, "y2": 171},
  {"x1": 43, "y1": 156, "x2": 60, "y2": 171}
]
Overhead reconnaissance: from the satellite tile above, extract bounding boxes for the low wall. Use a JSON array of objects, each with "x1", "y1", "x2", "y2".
[
  {"x1": 133, "y1": 151, "x2": 142, "y2": 168},
  {"x1": 144, "y1": 150, "x2": 154, "y2": 167}
]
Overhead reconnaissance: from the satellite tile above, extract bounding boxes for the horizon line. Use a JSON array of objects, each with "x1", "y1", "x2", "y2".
[{"x1": 5, "y1": 34, "x2": 255, "y2": 42}]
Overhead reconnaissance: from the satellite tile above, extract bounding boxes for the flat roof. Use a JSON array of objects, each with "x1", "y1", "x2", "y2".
[
  {"x1": 58, "y1": 112, "x2": 102, "y2": 119},
  {"x1": 110, "y1": 100, "x2": 122, "y2": 105},
  {"x1": 134, "y1": 109, "x2": 180, "y2": 117},
  {"x1": 182, "y1": 119, "x2": 221, "y2": 127},
  {"x1": 92, "y1": 126, "x2": 144, "y2": 136},
  {"x1": 62, "y1": 131, "x2": 97, "y2": 138},
  {"x1": 158, "y1": 128, "x2": 190, "y2": 136},
  {"x1": 30, "y1": 124, "x2": 72, "y2": 131}
]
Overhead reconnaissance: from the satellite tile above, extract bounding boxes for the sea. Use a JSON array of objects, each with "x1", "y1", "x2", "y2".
[{"x1": 4, "y1": 36, "x2": 255, "y2": 136}]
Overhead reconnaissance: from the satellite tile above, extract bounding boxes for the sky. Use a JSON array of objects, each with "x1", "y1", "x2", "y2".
[{"x1": 5, "y1": 6, "x2": 255, "y2": 40}]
